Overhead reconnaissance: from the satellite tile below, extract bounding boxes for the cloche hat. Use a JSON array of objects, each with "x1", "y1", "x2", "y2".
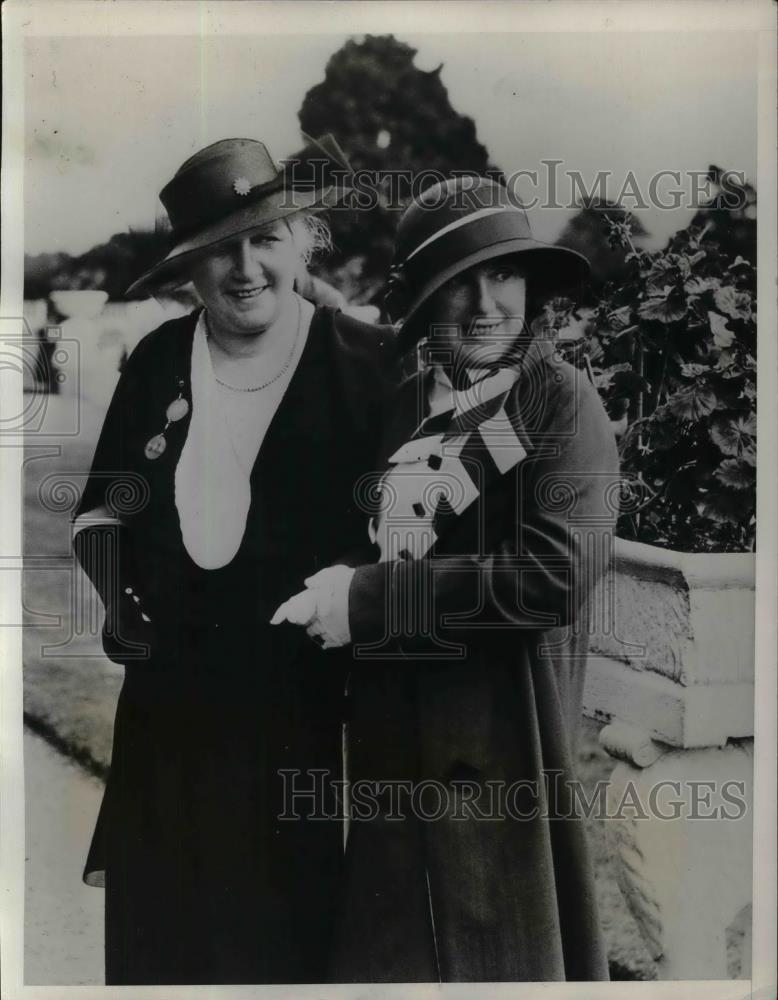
[
  {"x1": 385, "y1": 176, "x2": 589, "y2": 352},
  {"x1": 126, "y1": 133, "x2": 352, "y2": 296}
]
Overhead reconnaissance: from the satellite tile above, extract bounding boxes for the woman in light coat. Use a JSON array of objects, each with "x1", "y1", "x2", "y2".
[{"x1": 277, "y1": 176, "x2": 619, "y2": 982}]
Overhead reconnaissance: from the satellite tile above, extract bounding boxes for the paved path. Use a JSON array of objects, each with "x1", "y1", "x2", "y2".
[{"x1": 24, "y1": 726, "x2": 104, "y2": 985}]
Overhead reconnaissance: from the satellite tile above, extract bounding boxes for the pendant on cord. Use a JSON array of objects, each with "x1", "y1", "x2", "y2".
[
  {"x1": 166, "y1": 397, "x2": 189, "y2": 422},
  {"x1": 144, "y1": 378, "x2": 189, "y2": 461},
  {"x1": 144, "y1": 434, "x2": 167, "y2": 460}
]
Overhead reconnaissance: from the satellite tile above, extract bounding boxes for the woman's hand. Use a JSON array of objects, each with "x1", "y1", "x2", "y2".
[
  {"x1": 270, "y1": 565, "x2": 355, "y2": 649},
  {"x1": 270, "y1": 589, "x2": 318, "y2": 626}
]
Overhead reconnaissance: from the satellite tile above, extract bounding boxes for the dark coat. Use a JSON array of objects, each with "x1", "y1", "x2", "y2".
[
  {"x1": 332, "y1": 338, "x2": 619, "y2": 982},
  {"x1": 74, "y1": 306, "x2": 397, "y2": 984}
]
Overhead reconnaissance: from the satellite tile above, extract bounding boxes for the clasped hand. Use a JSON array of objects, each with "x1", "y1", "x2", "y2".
[{"x1": 270, "y1": 565, "x2": 355, "y2": 649}]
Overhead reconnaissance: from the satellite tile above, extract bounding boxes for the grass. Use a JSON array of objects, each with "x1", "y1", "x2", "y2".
[
  {"x1": 23, "y1": 394, "x2": 123, "y2": 775},
  {"x1": 22, "y1": 392, "x2": 664, "y2": 978}
]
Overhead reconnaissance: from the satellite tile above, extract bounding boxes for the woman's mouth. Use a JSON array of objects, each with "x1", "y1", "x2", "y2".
[
  {"x1": 229, "y1": 285, "x2": 268, "y2": 301},
  {"x1": 465, "y1": 318, "x2": 508, "y2": 339},
  {"x1": 472, "y1": 318, "x2": 505, "y2": 334}
]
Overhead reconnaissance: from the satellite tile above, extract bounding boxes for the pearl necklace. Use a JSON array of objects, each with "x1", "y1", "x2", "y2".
[{"x1": 207, "y1": 297, "x2": 302, "y2": 392}]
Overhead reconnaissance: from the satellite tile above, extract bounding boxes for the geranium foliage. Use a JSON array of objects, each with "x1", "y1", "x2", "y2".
[{"x1": 535, "y1": 218, "x2": 756, "y2": 553}]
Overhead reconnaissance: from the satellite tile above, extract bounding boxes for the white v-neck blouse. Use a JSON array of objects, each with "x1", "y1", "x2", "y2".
[{"x1": 174, "y1": 297, "x2": 313, "y2": 569}]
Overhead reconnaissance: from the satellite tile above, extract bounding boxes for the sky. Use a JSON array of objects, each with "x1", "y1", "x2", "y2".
[{"x1": 23, "y1": 28, "x2": 758, "y2": 256}]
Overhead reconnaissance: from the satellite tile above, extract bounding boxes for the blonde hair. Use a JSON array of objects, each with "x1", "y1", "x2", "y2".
[{"x1": 286, "y1": 212, "x2": 333, "y2": 266}]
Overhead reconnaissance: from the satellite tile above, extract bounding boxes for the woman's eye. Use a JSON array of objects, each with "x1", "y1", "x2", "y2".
[{"x1": 251, "y1": 235, "x2": 278, "y2": 247}]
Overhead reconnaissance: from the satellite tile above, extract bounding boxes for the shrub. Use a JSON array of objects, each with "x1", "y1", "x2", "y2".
[{"x1": 536, "y1": 218, "x2": 756, "y2": 553}]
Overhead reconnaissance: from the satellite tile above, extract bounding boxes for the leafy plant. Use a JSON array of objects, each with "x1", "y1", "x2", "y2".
[
  {"x1": 535, "y1": 216, "x2": 756, "y2": 553},
  {"x1": 556, "y1": 198, "x2": 649, "y2": 294}
]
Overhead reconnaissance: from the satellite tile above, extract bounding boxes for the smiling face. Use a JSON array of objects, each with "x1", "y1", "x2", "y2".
[
  {"x1": 190, "y1": 219, "x2": 301, "y2": 338},
  {"x1": 425, "y1": 256, "x2": 529, "y2": 369}
]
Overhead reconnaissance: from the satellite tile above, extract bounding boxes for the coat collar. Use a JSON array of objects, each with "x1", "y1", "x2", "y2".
[{"x1": 374, "y1": 339, "x2": 558, "y2": 558}]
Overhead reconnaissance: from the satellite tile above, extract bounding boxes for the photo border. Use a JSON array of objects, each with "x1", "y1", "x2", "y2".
[{"x1": 2, "y1": 2, "x2": 775, "y2": 998}]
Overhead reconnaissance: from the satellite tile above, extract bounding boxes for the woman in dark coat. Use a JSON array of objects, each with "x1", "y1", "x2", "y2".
[
  {"x1": 72, "y1": 135, "x2": 395, "y2": 984},
  {"x1": 276, "y1": 177, "x2": 620, "y2": 982}
]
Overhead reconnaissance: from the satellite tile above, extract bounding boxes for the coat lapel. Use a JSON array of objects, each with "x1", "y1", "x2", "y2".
[
  {"x1": 430, "y1": 340, "x2": 561, "y2": 551},
  {"x1": 130, "y1": 315, "x2": 196, "y2": 507},
  {"x1": 375, "y1": 362, "x2": 535, "y2": 560}
]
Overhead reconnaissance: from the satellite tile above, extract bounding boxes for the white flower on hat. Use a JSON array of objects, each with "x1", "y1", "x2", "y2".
[{"x1": 233, "y1": 176, "x2": 252, "y2": 196}]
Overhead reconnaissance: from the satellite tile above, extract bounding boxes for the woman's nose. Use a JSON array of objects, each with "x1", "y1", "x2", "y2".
[
  {"x1": 231, "y1": 238, "x2": 263, "y2": 280},
  {"x1": 476, "y1": 276, "x2": 497, "y2": 313}
]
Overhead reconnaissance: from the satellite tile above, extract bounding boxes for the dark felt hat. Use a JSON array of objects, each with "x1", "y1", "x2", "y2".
[
  {"x1": 385, "y1": 176, "x2": 589, "y2": 352},
  {"x1": 126, "y1": 133, "x2": 351, "y2": 296}
]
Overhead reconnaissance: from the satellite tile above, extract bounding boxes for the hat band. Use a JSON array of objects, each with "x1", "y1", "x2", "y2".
[
  {"x1": 403, "y1": 210, "x2": 538, "y2": 294},
  {"x1": 405, "y1": 205, "x2": 528, "y2": 263}
]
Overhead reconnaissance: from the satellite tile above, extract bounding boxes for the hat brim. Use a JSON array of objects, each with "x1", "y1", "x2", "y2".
[
  {"x1": 405, "y1": 239, "x2": 588, "y2": 327},
  {"x1": 395, "y1": 239, "x2": 589, "y2": 354},
  {"x1": 125, "y1": 183, "x2": 347, "y2": 297}
]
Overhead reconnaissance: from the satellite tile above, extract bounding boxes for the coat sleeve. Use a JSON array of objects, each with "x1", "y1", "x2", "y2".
[
  {"x1": 71, "y1": 330, "x2": 161, "y2": 664},
  {"x1": 347, "y1": 372, "x2": 620, "y2": 657},
  {"x1": 72, "y1": 330, "x2": 155, "y2": 521}
]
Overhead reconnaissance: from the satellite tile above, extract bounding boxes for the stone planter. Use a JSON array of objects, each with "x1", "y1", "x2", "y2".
[
  {"x1": 584, "y1": 537, "x2": 754, "y2": 980},
  {"x1": 585, "y1": 538, "x2": 755, "y2": 749},
  {"x1": 49, "y1": 290, "x2": 109, "y2": 321}
]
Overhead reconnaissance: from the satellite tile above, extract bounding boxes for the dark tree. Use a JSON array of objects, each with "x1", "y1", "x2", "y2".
[
  {"x1": 24, "y1": 229, "x2": 173, "y2": 302},
  {"x1": 24, "y1": 252, "x2": 76, "y2": 301},
  {"x1": 77, "y1": 229, "x2": 174, "y2": 300},
  {"x1": 297, "y1": 34, "x2": 501, "y2": 301}
]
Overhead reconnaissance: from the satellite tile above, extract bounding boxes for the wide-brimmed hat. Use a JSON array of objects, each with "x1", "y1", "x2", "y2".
[
  {"x1": 386, "y1": 176, "x2": 589, "y2": 352},
  {"x1": 126, "y1": 133, "x2": 352, "y2": 296}
]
